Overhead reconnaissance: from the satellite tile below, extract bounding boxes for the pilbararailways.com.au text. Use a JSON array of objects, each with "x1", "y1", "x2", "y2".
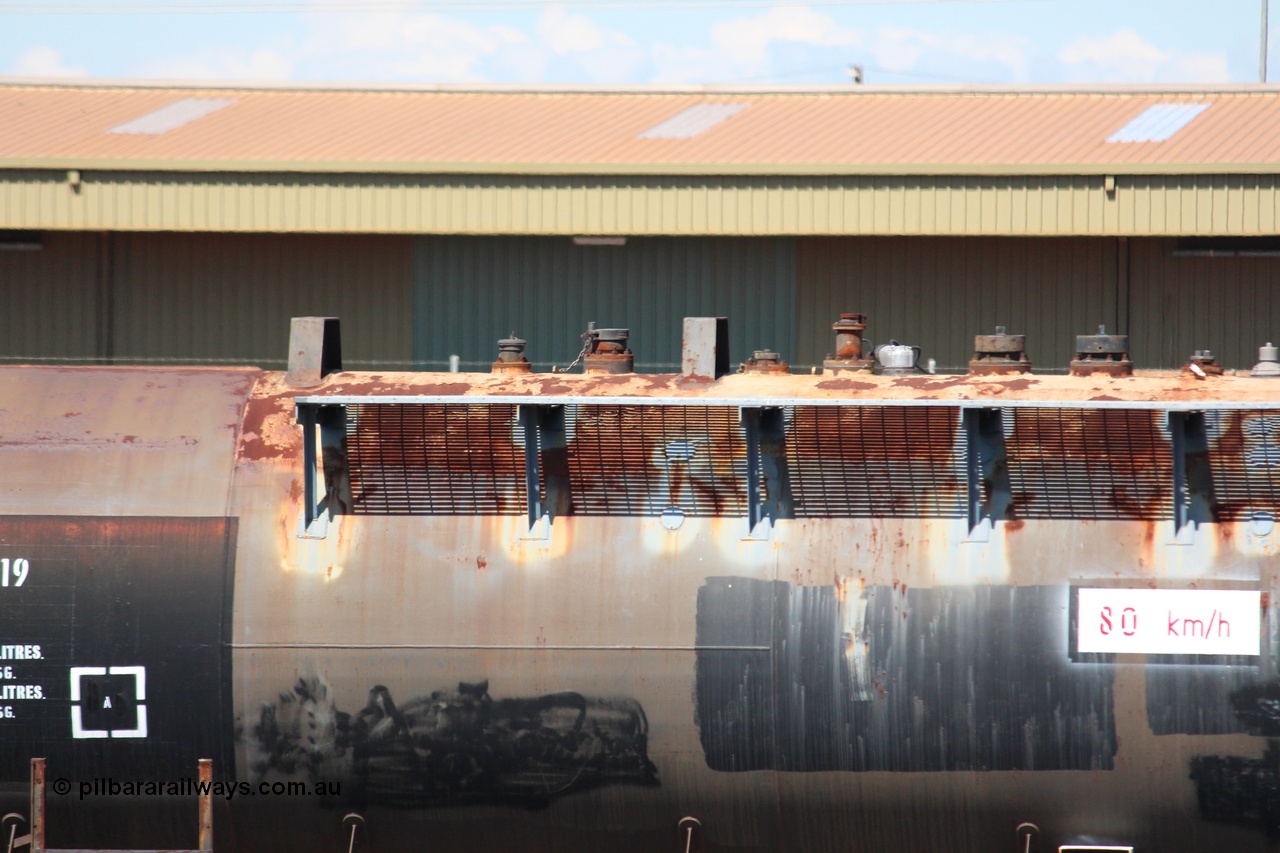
[{"x1": 61, "y1": 778, "x2": 340, "y2": 801}]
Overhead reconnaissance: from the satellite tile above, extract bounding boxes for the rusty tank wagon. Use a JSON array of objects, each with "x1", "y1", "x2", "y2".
[{"x1": 1, "y1": 314, "x2": 1279, "y2": 853}]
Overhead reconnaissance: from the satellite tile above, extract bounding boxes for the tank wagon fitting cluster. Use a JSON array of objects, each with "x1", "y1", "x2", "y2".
[
  {"x1": 739, "y1": 350, "x2": 790, "y2": 375},
  {"x1": 822, "y1": 313, "x2": 874, "y2": 374},
  {"x1": 1253, "y1": 342, "x2": 1280, "y2": 377},
  {"x1": 1184, "y1": 350, "x2": 1225, "y2": 379},
  {"x1": 492, "y1": 332, "x2": 532, "y2": 374},
  {"x1": 969, "y1": 326, "x2": 1032, "y2": 375},
  {"x1": 1069, "y1": 325, "x2": 1133, "y2": 377},
  {"x1": 581, "y1": 322, "x2": 634, "y2": 374}
]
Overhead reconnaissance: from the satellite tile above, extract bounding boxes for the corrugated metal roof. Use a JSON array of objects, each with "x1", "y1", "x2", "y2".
[{"x1": 5, "y1": 82, "x2": 1280, "y2": 175}]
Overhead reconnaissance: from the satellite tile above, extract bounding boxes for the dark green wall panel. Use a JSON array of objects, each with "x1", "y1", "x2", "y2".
[
  {"x1": 112, "y1": 233, "x2": 413, "y2": 368},
  {"x1": 1129, "y1": 239, "x2": 1280, "y2": 371},
  {"x1": 413, "y1": 236, "x2": 797, "y2": 372},
  {"x1": 0, "y1": 232, "x2": 102, "y2": 362},
  {"x1": 796, "y1": 237, "x2": 1120, "y2": 372}
]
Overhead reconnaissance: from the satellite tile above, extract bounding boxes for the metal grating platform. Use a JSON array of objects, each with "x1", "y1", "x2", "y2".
[
  {"x1": 1005, "y1": 408, "x2": 1173, "y2": 520},
  {"x1": 1204, "y1": 410, "x2": 1280, "y2": 521},
  {"x1": 784, "y1": 406, "x2": 966, "y2": 518},
  {"x1": 564, "y1": 405, "x2": 748, "y2": 516},
  {"x1": 346, "y1": 403, "x2": 527, "y2": 515}
]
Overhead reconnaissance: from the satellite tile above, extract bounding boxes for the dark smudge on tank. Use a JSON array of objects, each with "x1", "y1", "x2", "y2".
[
  {"x1": 1189, "y1": 684, "x2": 1280, "y2": 838},
  {"x1": 695, "y1": 579, "x2": 1117, "y2": 772},
  {"x1": 249, "y1": 675, "x2": 658, "y2": 808}
]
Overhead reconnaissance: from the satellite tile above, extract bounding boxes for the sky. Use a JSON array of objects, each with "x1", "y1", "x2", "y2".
[{"x1": 0, "y1": 0, "x2": 1275, "y2": 88}]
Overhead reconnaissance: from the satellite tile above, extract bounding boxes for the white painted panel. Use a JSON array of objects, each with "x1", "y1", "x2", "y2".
[{"x1": 1076, "y1": 587, "x2": 1261, "y2": 656}]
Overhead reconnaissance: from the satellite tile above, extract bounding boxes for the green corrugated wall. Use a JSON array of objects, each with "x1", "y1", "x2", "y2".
[
  {"x1": 1129, "y1": 239, "x2": 1280, "y2": 371},
  {"x1": 795, "y1": 237, "x2": 1123, "y2": 372},
  {"x1": 0, "y1": 231, "x2": 103, "y2": 362},
  {"x1": 113, "y1": 233, "x2": 413, "y2": 368},
  {"x1": 3, "y1": 232, "x2": 1278, "y2": 373},
  {"x1": 0, "y1": 232, "x2": 414, "y2": 368},
  {"x1": 412, "y1": 236, "x2": 797, "y2": 371}
]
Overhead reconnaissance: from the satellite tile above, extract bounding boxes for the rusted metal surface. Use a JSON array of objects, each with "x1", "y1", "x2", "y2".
[
  {"x1": 1184, "y1": 349, "x2": 1225, "y2": 377},
  {"x1": 1070, "y1": 325, "x2": 1134, "y2": 377},
  {"x1": 197, "y1": 760, "x2": 212, "y2": 853},
  {"x1": 968, "y1": 325, "x2": 1032, "y2": 375},
  {"x1": 739, "y1": 351, "x2": 790, "y2": 375},
  {"x1": 0, "y1": 366, "x2": 257, "y2": 515},
  {"x1": 345, "y1": 403, "x2": 526, "y2": 515},
  {"x1": 821, "y1": 312, "x2": 874, "y2": 375},
  {"x1": 564, "y1": 404, "x2": 747, "y2": 516},
  {"x1": 28, "y1": 758, "x2": 214, "y2": 853},
  {"x1": 293, "y1": 367, "x2": 1280, "y2": 406},
  {"x1": 31, "y1": 759, "x2": 44, "y2": 853},
  {"x1": 581, "y1": 326, "x2": 634, "y2": 375},
  {"x1": 1004, "y1": 408, "x2": 1173, "y2": 519},
  {"x1": 785, "y1": 406, "x2": 964, "y2": 517}
]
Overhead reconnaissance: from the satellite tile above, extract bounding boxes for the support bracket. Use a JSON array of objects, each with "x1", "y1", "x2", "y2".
[
  {"x1": 964, "y1": 407, "x2": 1011, "y2": 541},
  {"x1": 1169, "y1": 410, "x2": 1216, "y2": 543},
  {"x1": 518, "y1": 404, "x2": 573, "y2": 537},
  {"x1": 296, "y1": 403, "x2": 350, "y2": 540},
  {"x1": 741, "y1": 406, "x2": 790, "y2": 537}
]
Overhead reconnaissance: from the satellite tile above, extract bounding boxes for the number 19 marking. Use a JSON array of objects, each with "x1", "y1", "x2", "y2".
[{"x1": 1, "y1": 558, "x2": 29, "y2": 587}]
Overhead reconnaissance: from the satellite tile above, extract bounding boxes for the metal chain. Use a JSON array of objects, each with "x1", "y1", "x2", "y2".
[{"x1": 554, "y1": 333, "x2": 593, "y2": 374}]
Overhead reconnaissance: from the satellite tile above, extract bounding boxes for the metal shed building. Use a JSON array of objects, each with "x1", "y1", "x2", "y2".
[{"x1": 2, "y1": 81, "x2": 1279, "y2": 372}]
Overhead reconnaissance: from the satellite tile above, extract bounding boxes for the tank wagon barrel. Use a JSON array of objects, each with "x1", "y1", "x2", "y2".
[{"x1": 1, "y1": 315, "x2": 1279, "y2": 853}]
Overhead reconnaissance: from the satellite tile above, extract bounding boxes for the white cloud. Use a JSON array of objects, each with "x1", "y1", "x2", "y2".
[
  {"x1": 710, "y1": 6, "x2": 860, "y2": 67},
  {"x1": 10, "y1": 47, "x2": 86, "y2": 78},
  {"x1": 1058, "y1": 29, "x2": 1230, "y2": 82},
  {"x1": 870, "y1": 26, "x2": 1032, "y2": 81},
  {"x1": 307, "y1": 11, "x2": 521, "y2": 81},
  {"x1": 653, "y1": 5, "x2": 860, "y2": 83},
  {"x1": 137, "y1": 11, "x2": 530, "y2": 84},
  {"x1": 537, "y1": 6, "x2": 604, "y2": 56},
  {"x1": 650, "y1": 43, "x2": 720, "y2": 84},
  {"x1": 528, "y1": 6, "x2": 645, "y2": 81}
]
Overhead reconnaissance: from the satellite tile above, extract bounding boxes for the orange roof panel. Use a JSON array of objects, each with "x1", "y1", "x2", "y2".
[{"x1": 4, "y1": 82, "x2": 1280, "y2": 175}]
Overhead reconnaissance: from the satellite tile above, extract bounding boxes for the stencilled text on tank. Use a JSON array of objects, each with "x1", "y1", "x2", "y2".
[{"x1": 1, "y1": 557, "x2": 45, "y2": 721}]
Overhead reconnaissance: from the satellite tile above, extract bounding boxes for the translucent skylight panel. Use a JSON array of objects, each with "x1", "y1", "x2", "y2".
[
  {"x1": 107, "y1": 98, "x2": 237, "y2": 135},
  {"x1": 637, "y1": 103, "x2": 750, "y2": 139},
  {"x1": 1106, "y1": 103, "x2": 1210, "y2": 143}
]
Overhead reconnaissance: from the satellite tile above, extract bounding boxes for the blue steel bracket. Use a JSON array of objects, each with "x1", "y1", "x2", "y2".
[
  {"x1": 741, "y1": 406, "x2": 790, "y2": 538},
  {"x1": 1168, "y1": 410, "x2": 1216, "y2": 543},
  {"x1": 518, "y1": 405, "x2": 544, "y2": 533},
  {"x1": 964, "y1": 407, "x2": 1011, "y2": 541},
  {"x1": 295, "y1": 403, "x2": 350, "y2": 540},
  {"x1": 517, "y1": 405, "x2": 572, "y2": 537}
]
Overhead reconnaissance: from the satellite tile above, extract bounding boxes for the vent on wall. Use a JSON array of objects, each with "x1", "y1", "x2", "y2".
[
  {"x1": 1172, "y1": 237, "x2": 1280, "y2": 258},
  {"x1": 0, "y1": 230, "x2": 42, "y2": 251}
]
